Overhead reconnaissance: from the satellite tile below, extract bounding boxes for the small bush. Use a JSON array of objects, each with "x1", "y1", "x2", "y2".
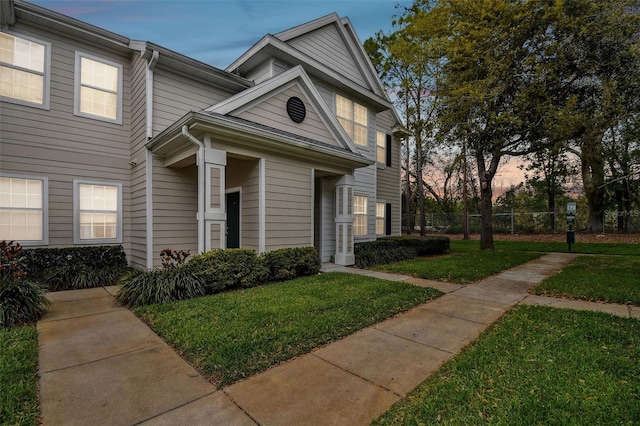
[
  {"x1": 116, "y1": 267, "x2": 207, "y2": 307},
  {"x1": 45, "y1": 265, "x2": 125, "y2": 291},
  {"x1": 1, "y1": 276, "x2": 50, "y2": 327},
  {"x1": 186, "y1": 249, "x2": 269, "y2": 291},
  {"x1": 355, "y1": 236, "x2": 450, "y2": 268},
  {"x1": 263, "y1": 247, "x2": 321, "y2": 281},
  {"x1": 0, "y1": 241, "x2": 49, "y2": 327},
  {"x1": 160, "y1": 248, "x2": 190, "y2": 269}
]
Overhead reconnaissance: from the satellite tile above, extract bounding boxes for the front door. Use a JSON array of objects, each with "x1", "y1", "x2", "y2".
[{"x1": 226, "y1": 191, "x2": 240, "y2": 248}]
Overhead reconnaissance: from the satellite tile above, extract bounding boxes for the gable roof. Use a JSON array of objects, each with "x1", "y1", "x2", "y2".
[
  {"x1": 226, "y1": 14, "x2": 393, "y2": 113},
  {"x1": 206, "y1": 65, "x2": 359, "y2": 154}
]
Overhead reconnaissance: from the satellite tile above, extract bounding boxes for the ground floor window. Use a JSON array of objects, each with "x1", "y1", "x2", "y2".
[
  {"x1": 376, "y1": 202, "x2": 385, "y2": 235},
  {"x1": 74, "y1": 180, "x2": 122, "y2": 243},
  {"x1": 354, "y1": 195, "x2": 367, "y2": 236},
  {"x1": 0, "y1": 175, "x2": 47, "y2": 244}
]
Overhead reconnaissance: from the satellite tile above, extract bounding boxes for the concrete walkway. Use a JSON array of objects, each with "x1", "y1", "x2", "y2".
[{"x1": 37, "y1": 253, "x2": 637, "y2": 425}]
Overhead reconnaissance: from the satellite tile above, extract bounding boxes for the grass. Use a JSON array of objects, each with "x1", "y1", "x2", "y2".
[
  {"x1": 374, "y1": 305, "x2": 640, "y2": 425},
  {"x1": 453, "y1": 238, "x2": 639, "y2": 256},
  {"x1": 369, "y1": 242, "x2": 543, "y2": 284},
  {"x1": 135, "y1": 272, "x2": 442, "y2": 387},
  {"x1": 0, "y1": 325, "x2": 40, "y2": 426},
  {"x1": 533, "y1": 255, "x2": 640, "y2": 305}
]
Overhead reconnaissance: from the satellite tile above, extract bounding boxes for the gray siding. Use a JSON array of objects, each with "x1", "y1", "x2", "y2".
[
  {"x1": 286, "y1": 24, "x2": 367, "y2": 88},
  {"x1": 236, "y1": 85, "x2": 339, "y2": 147},
  {"x1": 244, "y1": 61, "x2": 273, "y2": 84},
  {"x1": 128, "y1": 53, "x2": 149, "y2": 267},
  {"x1": 0, "y1": 22, "x2": 131, "y2": 253},
  {"x1": 152, "y1": 162, "x2": 198, "y2": 257},
  {"x1": 376, "y1": 110, "x2": 401, "y2": 236},
  {"x1": 264, "y1": 157, "x2": 312, "y2": 250}
]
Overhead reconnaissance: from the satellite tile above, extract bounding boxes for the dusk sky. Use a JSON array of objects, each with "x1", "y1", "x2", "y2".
[{"x1": 29, "y1": 0, "x2": 412, "y2": 69}]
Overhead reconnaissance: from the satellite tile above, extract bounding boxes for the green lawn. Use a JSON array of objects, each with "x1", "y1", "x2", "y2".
[
  {"x1": 374, "y1": 305, "x2": 640, "y2": 425},
  {"x1": 369, "y1": 242, "x2": 542, "y2": 284},
  {"x1": 135, "y1": 272, "x2": 442, "y2": 387},
  {"x1": 0, "y1": 325, "x2": 40, "y2": 426},
  {"x1": 452, "y1": 238, "x2": 639, "y2": 256},
  {"x1": 533, "y1": 255, "x2": 640, "y2": 305}
]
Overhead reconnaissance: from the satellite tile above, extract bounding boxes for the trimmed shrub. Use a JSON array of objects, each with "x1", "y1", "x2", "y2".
[
  {"x1": 116, "y1": 267, "x2": 207, "y2": 307},
  {"x1": 0, "y1": 276, "x2": 50, "y2": 327},
  {"x1": 354, "y1": 236, "x2": 450, "y2": 267},
  {"x1": 186, "y1": 249, "x2": 269, "y2": 291},
  {"x1": 21, "y1": 245, "x2": 127, "y2": 277},
  {"x1": 263, "y1": 247, "x2": 321, "y2": 281},
  {"x1": 45, "y1": 265, "x2": 125, "y2": 291},
  {"x1": 1, "y1": 241, "x2": 49, "y2": 327}
]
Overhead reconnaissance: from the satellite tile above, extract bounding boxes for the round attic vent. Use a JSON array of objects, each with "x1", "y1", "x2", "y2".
[{"x1": 286, "y1": 97, "x2": 306, "y2": 123}]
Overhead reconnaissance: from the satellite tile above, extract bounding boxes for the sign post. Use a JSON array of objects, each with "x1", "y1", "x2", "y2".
[{"x1": 566, "y1": 202, "x2": 576, "y2": 251}]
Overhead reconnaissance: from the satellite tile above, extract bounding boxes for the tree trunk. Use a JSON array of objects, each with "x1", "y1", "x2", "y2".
[
  {"x1": 404, "y1": 139, "x2": 412, "y2": 235},
  {"x1": 581, "y1": 137, "x2": 605, "y2": 232},
  {"x1": 479, "y1": 181, "x2": 494, "y2": 250},
  {"x1": 416, "y1": 136, "x2": 426, "y2": 236}
]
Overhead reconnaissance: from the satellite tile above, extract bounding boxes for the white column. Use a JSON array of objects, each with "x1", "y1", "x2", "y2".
[
  {"x1": 203, "y1": 147, "x2": 226, "y2": 251},
  {"x1": 334, "y1": 174, "x2": 355, "y2": 265}
]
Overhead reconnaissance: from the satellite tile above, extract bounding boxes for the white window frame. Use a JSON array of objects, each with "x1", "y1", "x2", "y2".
[
  {"x1": 74, "y1": 51, "x2": 123, "y2": 124},
  {"x1": 0, "y1": 31, "x2": 51, "y2": 109},
  {"x1": 0, "y1": 174, "x2": 48, "y2": 245},
  {"x1": 336, "y1": 94, "x2": 368, "y2": 146},
  {"x1": 354, "y1": 195, "x2": 368, "y2": 236},
  {"x1": 73, "y1": 180, "x2": 122, "y2": 244},
  {"x1": 376, "y1": 202, "x2": 385, "y2": 236}
]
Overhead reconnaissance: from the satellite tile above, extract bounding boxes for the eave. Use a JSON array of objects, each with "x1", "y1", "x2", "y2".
[{"x1": 147, "y1": 111, "x2": 373, "y2": 170}]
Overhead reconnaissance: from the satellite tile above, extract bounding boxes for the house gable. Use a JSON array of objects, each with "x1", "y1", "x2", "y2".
[{"x1": 206, "y1": 65, "x2": 358, "y2": 153}]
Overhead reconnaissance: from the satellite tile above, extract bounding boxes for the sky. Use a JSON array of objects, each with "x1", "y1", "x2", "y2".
[{"x1": 30, "y1": 0, "x2": 412, "y2": 69}]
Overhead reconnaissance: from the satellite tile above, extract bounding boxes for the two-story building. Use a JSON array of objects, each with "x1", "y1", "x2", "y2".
[{"x1": 0, "y1": 0, "x2": 405, "y2": 268}]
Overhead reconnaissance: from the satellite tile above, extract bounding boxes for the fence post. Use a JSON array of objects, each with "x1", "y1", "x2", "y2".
[{"x1": 511, "y1": 208, "x2": 514, "y2": 235}]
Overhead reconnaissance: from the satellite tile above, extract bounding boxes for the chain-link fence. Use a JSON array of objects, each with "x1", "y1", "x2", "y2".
[{"x1": 411, "y1": 210, "x2": 640, "y2": 234}]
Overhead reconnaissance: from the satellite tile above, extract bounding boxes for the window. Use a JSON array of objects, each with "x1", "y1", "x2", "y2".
[
  {"x1": 74, "y1": 181, "x2": 122, "y2": 244},
  {"x1": 0, "y1": 32, "x2": 49, "y2": 108},
  {"x1": 74, "y1": 52, "x2": 122, "y2": 123},
  {"x1": 376, "y1": 131, "x2": 386, "y2": 163},
  {"x1": 336, "y1": 94, "x2": 368, "y2": 146},
  {"x1": 0, "y1": 176, "x2": 47, "y2": 244},
  {"x1": 354, "y1": 195, "x2": 367, "y2": 236},
  {"x1": 376, "y1": 202, "x2": 385, "y2": 235}
]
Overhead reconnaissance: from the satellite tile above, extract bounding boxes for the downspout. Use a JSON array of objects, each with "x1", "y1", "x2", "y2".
[
  {"x1": 181, "y1": 125, "x2": 206, "y2": 254},
  {"x1": 145, "y1": 50, "x2": 159, "y2": 268}
]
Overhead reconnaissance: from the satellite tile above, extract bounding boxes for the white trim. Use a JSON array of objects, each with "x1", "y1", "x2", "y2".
[
  {"x1": 225, "y1": 187, "x2": 242, "y2": 248},
  {"x1": 258, "y1": 158, "x2": 266, "y2": 253},
  {"x1": 73, "y1": 51, "x2": 123, "y2": 124},
  {"x1": 0, "y1": 173, "x2": 48, "y2": 246},
  {"x1": 0, "y1": 30, "x2": 51, "y2": 110},
  {"x1": 145, "y1": 53, "x2": 157, "y2": 268},
  {"x1": 73, "y1": 179, "x2": 123, "y2": 245},
  {"x1": 310, "y1": 168, "x2": 315, "y2": 247}
]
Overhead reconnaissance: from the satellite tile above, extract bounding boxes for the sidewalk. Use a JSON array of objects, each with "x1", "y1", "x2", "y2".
[{"x1": 37, "y1": 253, "x2": 635, "y2": 425}]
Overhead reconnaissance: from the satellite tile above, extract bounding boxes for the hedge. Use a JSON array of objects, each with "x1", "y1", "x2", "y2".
[
  {"x1": 117, "y1": 246, "x2": 321, "y2": 307},
  {"x1": 22, "y1": 245, "x2": 127, "y2": 276},
  {"x1": 354, "y1": 236, "x2": 449, "y2": 267}
]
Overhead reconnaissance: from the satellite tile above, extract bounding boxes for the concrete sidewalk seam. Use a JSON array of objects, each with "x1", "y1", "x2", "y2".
[
  {"x1": 39, "y1": 305, "x2": 128, "y2": 323},
  {"x1": 371, "y1": 325, "x2": 459, "y2": 355},
  {"x1": 221, "y1": 389, "x2": 262, "y2": 426},
  {"x1": 131, "y1": 390, "x2": 220, "y2": 425},
  {"x1": 40, "y1": 341, "x2": 163, "y2": 374}
]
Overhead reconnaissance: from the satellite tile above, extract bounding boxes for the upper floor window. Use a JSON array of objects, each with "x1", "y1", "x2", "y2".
[
  {"x1": 0, "y1": 32, "x2": 50, "y2": 108},
  {"x1": 74, "y1": 181, "x2": 122, "y2": 244},
  {"x1": 376, "y1": 131, "x2": 386, "y2": 164},
  {"x1": 74, "y1": 52, "x2": 122, "y2": 123},
  {"x1": 336, "y1": 94, "x2": 367, "y2": 146},
  {"x1": 0, "y1": 175, "x2": 48, "y2": 245}
]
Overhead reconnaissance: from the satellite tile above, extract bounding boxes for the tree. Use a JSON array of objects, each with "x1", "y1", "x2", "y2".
[
  {"x1": 542, "y1": 0, "x2": 640, "y2": 231},
  {"x1": 404, "y1": 0, "x2": 556, "y2": 249},
  {"x1": 365, "y1": 5, "x2": 444, "y2": 236}
]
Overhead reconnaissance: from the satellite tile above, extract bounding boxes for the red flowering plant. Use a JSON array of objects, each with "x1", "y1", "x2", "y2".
[{"x1": 160, "y1": 248, "x2": 191, "y2": 270}]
